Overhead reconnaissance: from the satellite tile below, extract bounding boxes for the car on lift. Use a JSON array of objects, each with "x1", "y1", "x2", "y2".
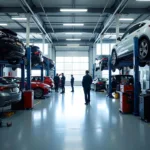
[
  {"x1": 3, "y1": 77, "x2": 51, "y2": 99},
  {"x1": 95, "y1": 55, "x2": 108, "y2": 71},
  {"x1": 31, "y1": 76, "x2": 54, "y2": 88},
  {"x1": 91, "y1": 77, "x2": 108, "y2": 91},
  {"x1": 27, "y1": 45, "x2": 43, "y2": 67},
  {"x1": 111, "y1": 20, "x2": 150, "y2": 71},
  {"x1": 0, "y1": 29, "x2": 25, "y2": 64},
  {"x1": 0, "y1": 77, "x2": 21, "y2": 107},
  {"x1": 43, "y1": 58, "x2": 55, "y2": 70}
]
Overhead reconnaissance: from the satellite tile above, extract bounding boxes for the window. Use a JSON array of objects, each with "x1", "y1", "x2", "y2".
[
  {"x1": 96, "y1": 44, "x2": 110, "y2": 55},
  {"x1": 56, "y1": 56, "x2": 89, "y2": 81}
]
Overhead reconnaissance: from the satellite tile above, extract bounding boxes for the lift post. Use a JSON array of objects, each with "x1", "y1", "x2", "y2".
[
  {"x1": 133, "y1": 37, "x2": 140, "y2": 116},
  {"x1": 92, "y1": 64, "x2": 95, "y2": 79},
  {"x1": 108, "y1": 56, "x2": 113, "y2": 98},
  {"x1": 0, "y1": 64, "x2": 3, "y2": 76},
  {"x1": 41, "y1": 65, "x2": 44, "y2": 82},
  {"x1": 26, "y1": 47, "x2": 31, "y2": 90},
  {"x1": 20, "y1": 59, "x2": 25, "y2": 90},
  {"x1": 46, "y1": 59, "x2": 50, "y2": 76}
]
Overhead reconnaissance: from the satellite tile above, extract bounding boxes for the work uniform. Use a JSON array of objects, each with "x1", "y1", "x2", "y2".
[
  {"x1": 61, "y1": 76, "x2": 66, "y2": 93},
  {"x1": 54, "y1": 75, "x2": 60, "y2": 92},
  {"x1": 71, "y1": 76, "x2": 74, "y2": 92},
  {"x1": 82, "y1": 74, "x2": 92, "y2": 103}
]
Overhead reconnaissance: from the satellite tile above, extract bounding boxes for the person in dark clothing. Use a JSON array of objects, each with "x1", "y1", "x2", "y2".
[
  {"x1": 54, "y1": 74, "x2": 60, "y2": 92},
  {"x1": 61, "y1": 73, "x2": 66, "y2": 94},
  {"x1": 71, "y1": 75, "x2": 74, "y2": 92},
  {"x1": 82, "y1": 70, "x2": 92, "y2": 105}
]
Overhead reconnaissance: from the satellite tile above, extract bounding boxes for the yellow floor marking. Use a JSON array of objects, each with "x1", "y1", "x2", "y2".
[{"x1": 34, "y1": 100, "x2": 41, "y2": 106}]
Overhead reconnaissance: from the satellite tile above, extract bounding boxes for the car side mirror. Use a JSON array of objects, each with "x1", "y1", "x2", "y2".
[{"x1": 117, "y1": 37, "x2": 121, "y2": 41}]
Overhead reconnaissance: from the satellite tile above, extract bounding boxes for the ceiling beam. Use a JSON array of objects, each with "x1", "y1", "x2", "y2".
[
  {"x1": 14, "y1": 28, "x2": 126, "y2": 33},
  {"x1": 0, "y1": 7, "x2": 150, "y2": 14}
]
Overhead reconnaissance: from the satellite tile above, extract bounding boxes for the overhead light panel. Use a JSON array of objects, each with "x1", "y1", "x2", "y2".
[
  {"x1": 12, "y1": 17, "x2": 27, "y2": 20},
  {"x1": 66, "y1": 39, "x2": 81, "y2": 41},
  {"x1": 0, "y1": 23, "x2": 7, "y2": 26},
  {"x1": 60, "y1": 9, "x2": 88, "y2": 12},
  {"x1": 63, "y1": 23, "x2": 84, "y2": 26},
  {"x1": 65, "y1": 32, "x2": 82, "y2": 35},
  {"x1": 119, "y1": 18, "x2": 134, "y2": 21},
  {"x1": 67, "y1": 44, "x2": 80, "y2": 46},
  {"x1": 136, "y1": 0, "x2": 150, "y2": 1}
]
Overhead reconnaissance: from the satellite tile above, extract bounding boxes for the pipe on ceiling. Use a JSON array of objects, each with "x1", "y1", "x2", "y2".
[
  {"x1": 94, "y1": 0, "x2": 128, "y2": 43},
  {"x1": 20, "y1": 0, "x2": 53, "y2": 43}
]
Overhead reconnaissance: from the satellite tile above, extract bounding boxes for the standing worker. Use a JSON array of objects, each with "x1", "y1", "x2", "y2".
[
  {"x1": 61, "y1": 73, "x2": 66, "y2": 94},
  {"x1": 82, "y1": 70, "x2": 92, "y2": 105},
  {"x1": 54, "y1": 74, "x2": 60, "y2": 92},
  {"x1": 71, "y1": 75, "x2": 74, "y2": 92}
]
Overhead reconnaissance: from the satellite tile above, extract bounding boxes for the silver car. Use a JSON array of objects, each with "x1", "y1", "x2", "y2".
[{"x1": 0, "y1": 78, "x2": 21, "y2": 107}]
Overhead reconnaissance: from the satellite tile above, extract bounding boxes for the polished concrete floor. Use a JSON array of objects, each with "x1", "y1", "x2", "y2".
[{"x1": 0, "y1": 86, "x2": 150, "y2": 150}]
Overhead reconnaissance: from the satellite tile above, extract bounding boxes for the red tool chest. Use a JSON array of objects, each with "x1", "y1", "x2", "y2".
[{"x1": 23, "y1": 90, "x2": 34, "y2": 109}]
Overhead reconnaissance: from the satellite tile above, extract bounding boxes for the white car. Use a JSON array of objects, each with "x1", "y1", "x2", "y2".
[{"x1": 111, "y1": 20, "x2": 150, "y2": 71}]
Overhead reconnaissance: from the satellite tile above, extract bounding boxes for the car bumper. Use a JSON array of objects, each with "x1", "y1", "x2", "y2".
[
  {"x1": 43, "y1": 87, "x2": 51, "y2": 96},
  {"x1": 0, "y1": 92, "x2": 22, "y2": 107}
]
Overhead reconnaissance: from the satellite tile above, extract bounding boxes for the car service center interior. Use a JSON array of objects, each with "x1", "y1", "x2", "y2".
[{"x1": 1, "y1": 0, "x2": 150, "y2": 150}]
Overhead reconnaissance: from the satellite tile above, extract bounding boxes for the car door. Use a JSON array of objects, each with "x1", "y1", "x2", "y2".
[{"x1": 116, "y1": 30, "x2": 130, "y2": 57}]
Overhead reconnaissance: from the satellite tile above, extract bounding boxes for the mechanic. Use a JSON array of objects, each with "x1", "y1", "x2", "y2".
[
  {"x1": 82, "y1": 70, "x2": 92, "y2": 105},
  {"x1": 71, "y1": 74, "x2": 74, "y2": 92},
  {"x1": 61, "y1": 73, "x2": 66, "y2": 94},
  {"x1": 54, "y1": 73, "x2": 60, "y2": 92}
]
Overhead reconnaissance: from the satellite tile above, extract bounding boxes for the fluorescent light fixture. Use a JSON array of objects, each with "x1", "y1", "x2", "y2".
[
  {"x1": 136, "y1": 0, "x2": 150, "y2": 1},
  {"x1": 65, "y1": 32, "x2": 82, "y2": 35},
  {"x1": 119, "y1": 18, "x2": 134, "y2": 21},
  {"x1": 66, "y1": 39, "x2": 81, "y2": 41},
  {"x1": 12, "y1": 17, "x2": 27, "y2": 20},
  {"x1": 67, "y1": 44, "x2": 80, "y2": 46},
  {"x1": 0, "y1": 23, "x2": 7, "y2": 26},
  {"x1": 60, "y1": 9, "x2": 88, "y2": 12},
  {"x1": 63, "y1": 23, "x2": 84, "y2": 26}
]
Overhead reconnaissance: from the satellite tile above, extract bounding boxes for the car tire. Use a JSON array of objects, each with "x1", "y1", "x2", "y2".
[
  {"x1": 34, "y1": 88, "x2": 44, "y2": 99},
  {"x1": 111, "y1": 50, "x2": 117, "y2": 72},
  {"x1": 139, "y1": 38, "x2": 150, "y2": 60},
  {"x1": 8, "y1": 59, "x2": 20, "y2": 64},
  {"x1": 139, "y1": 62, "x2": 146, "y2": 67}
]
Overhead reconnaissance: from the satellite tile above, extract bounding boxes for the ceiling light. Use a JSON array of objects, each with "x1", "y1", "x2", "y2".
[
  {"x1": 63, "y1": 23, "x2": 84, "y2": 26},
  {"x1": 66, "y1": 39, "x2": 81, "y2": 41},
  {"x1": 119, "y1": 18, "x2": 134, "y2": 21},
  {"x1": 60, "y1": 9, "x2": 88, "y2": 12},
  {"x1": 67, "y1": 44, "x2": 80, "y2": 46},
  {"x1": 136, "y1": 0, "x2": 150, "y2": 1},
  {"x1": 65, "y1": 32, "x2": 82, "y2": 35},
  {"x1": 0, "y1": 23, "x2": 7, "y2": 26},
  {"x1": 12, "y1": 17, "x2": 27, "y2": 20}
]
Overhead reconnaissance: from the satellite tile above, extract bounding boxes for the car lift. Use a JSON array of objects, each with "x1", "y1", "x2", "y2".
[{"x1": 108, "y1": 37, "x2": 142, "y2": 115}]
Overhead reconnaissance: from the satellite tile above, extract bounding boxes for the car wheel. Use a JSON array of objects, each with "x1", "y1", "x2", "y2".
[
  {"x1": 139, "y1": 38, "x2": 150, "y2": 60},
  {"x1": 139, "y1": 62, "x2": 146, "y2": 67},
  {"x1": 8, "y1": 59, "x2": 20, "y2": 64},
  {"x1": 111, "y1": 50, "x2": 117, "y2": 72},
  {"x1": 34, "y1": 88, "x2": 44, "y2": 99}
]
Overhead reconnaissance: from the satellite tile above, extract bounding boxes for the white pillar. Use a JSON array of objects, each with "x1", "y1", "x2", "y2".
[
  {"x1": 26, "y1": 13, "x2": 31, "y2": 47},
  {"x1": 42, "y1": 34, "x2": 46, "y2": 55},
  {"x1": 116, "y1": 14, "x2": 120, "y2": 42}
]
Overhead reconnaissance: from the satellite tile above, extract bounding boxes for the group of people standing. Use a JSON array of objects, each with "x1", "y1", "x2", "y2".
[
  {"x1": 54, "y1": 70, "x2": 92, "y2": 105},
  {"x1": 54, "y1": 73, "x2": 74, "y2": 94}
]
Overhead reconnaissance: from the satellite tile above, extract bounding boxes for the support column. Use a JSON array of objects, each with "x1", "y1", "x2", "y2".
[
  {"x1": 133, "y1": 37, "x2": 139, "y2": 116},
  {"x1": 46, "y1": 59, "x2": 50, "y2": 76},
  {"x1": 41, "y1": 65, "x2": 44, "y2": 82},
  {"x1": 116, "y1": 14, "x2": 120, "y2": 42},
  {"x1": 42, "y1": 34, "x2": 46, "y2": 55},
  {"x1": 26, "y1": 14, "x2": 31, "y2": 90},
  {"x1": 21, "y1": 59, "x2": 25, "y2": 90}
]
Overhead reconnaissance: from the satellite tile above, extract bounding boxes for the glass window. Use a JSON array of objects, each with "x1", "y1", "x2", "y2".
[
  {"x1": 64, "y1": 57, "x2": 72, "y2": 62},
  {"x1": 56, "y1": 63, "x2": 64, "y2": 70},
  {"x1": 64, "y1": 63, "x2": 73, "y2": 70},
  {"x1": 96, "y1": 44, "x2": 110, "y2": 55},
  {"x1": 56, "y1": 57, "x2": 64, "y2": 62},
  {"x1": 73, "y1": 57, "x2": 80, "y2": 62}
]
